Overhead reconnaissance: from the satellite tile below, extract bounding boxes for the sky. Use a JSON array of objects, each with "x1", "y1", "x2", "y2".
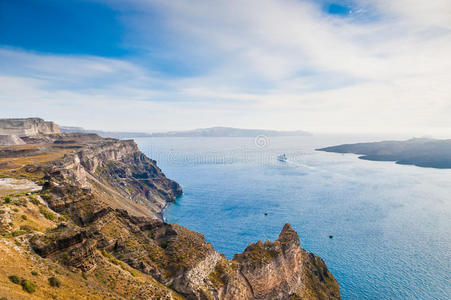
[{"x1": 0, "y1": 0, "x2": 451, "y2": 135}]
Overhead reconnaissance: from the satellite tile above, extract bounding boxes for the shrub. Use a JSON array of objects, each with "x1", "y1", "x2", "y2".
[
  {"x1": 14, "y1": 198, "x2": 27, "y2": 206},
  {"x1": 102, "y1": 249, "x2": 112, "y2": 258},
  {"x1": 4, "y1": 197, "x2": 11, "y2": 204},
  {"x1": 30, "y1": 197, "x2": 40, "y2": 205},
  {"x1": 48, "y1": 276, "x2": 61, "y2": 287},
  {"x1": 36, "y1": 180, "x2": 46, "y2": 186},
  {"x1": 39, "y1": 207, "x2": 56, "y2": 221},
  {"x1": 40, "y1": 193, "x2": 51, "y2": 201},
  {"x1": 21, "y1": 279, "x2": 36, "y2": 293},
  {"x1": 12, "y1": 208, "x2": 19, "y2": 212},
  {"x1": 31, "y1": 271, "x2": 38, "y2": 276},
  {"x1": 59, "y1": 252, "x2": 70, "y2": 264},
  {"x1": 81, "y1": 272, "x2": 88, "y2": 280},
  {"x1": 8, "y1": 275, "x2": 20, "y2": 284},
  {"x1": 160, "y1": 241, "x2": 168, "y2": 249},
  {"x1": 12, "y1": 230, "x2": 27, "y2": 237},
  {"x1": 21, "y1": 215, "x2": 28, "y2": 220},
  {"x1": 20, "y1": 225, "x2": 34, "y2": 233}
]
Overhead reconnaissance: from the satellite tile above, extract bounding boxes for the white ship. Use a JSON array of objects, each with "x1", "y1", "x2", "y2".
[{"x1": 277, "y1": 153, "x2": 287, "y2": 162}]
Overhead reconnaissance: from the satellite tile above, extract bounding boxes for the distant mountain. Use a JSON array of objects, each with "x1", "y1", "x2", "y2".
[
  {"x1": 61, "y1": 126, "x2": 153, "y2": 139},
  {"x1": 61, "y1": 126, "x2": 310, "y2": 138},
  {"x1": 317, "y1": 138, "x2": 451, "y2": 169},
  {"x1": 147, "y1": 127, "x2": 310, "y2": 137}
]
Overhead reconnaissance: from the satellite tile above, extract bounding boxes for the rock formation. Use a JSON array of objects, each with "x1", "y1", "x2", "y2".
[
  {"x1": 0, "y1": 134, "x2": 25, "y2": 145},
  {"x1": 0, "y1": 117, "x2": 60, "y2": 136},
  {"x1": 0, "y1": 118, "x2": 340, "y2": 299}
]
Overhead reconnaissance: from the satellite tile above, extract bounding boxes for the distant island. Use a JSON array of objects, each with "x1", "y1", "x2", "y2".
[
  {"x1": 317, "y1": 138, "x2": 451, "y2": 169},
  {"x1": 62, "y1": 126, "x2": 310, "y2": 138},
  {"x1": 60, "y1": 126, "x2": 153, "y2": 139}
]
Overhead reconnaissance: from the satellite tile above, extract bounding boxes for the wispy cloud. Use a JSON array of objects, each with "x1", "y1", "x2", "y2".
[{"x1": 1, "y1": 0, "x2": 451, "y2": 134}]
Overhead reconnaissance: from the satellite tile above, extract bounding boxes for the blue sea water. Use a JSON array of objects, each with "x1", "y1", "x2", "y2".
[{"x1": 134, "y1": 135, "x2": 451, "y2": 300}]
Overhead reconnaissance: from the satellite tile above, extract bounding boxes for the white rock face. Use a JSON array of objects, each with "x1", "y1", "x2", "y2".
[
  {"x1": 0, "y1": 135, "x2": 25, "y2": 145},
  {"x1": 0, "y1": 178, "x2": 42, "y2": 196},
  {"x1": 0, "y1": 118, "x2": 60, "y2": 136}
]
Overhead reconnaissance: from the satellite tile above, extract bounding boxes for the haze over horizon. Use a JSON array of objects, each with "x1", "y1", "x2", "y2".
[{"x1": 1, "y1": 0, "x2": 451, "y2": 136}]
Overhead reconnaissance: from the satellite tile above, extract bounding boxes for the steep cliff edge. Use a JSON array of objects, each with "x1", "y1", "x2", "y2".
[{"x1": 0, "y1": 123, "x2": 340, "y2": 299}]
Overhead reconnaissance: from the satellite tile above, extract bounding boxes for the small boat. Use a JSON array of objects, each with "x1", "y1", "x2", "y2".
[
  {"x1": 264, "y1": 212, "x2": 268, "y2": 216},
  {"x1": 277, "y1": 154, "x2": 287, "y2": 162},
  {"x1": 329, "y1": 235, "x2": 334, "y2": 239}
]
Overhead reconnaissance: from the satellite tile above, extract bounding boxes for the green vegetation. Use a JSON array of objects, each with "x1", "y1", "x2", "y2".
[
  {"x1": 160, "y1": 241, "x2": 168, "y2": 249},
  {"x1": 13, "y1": 198, "x2": 27, "y2": 206},
  {"x1": 129, "y1": 269, "x2": 139, "y2": 277},
  {"x1": 36, "y1": 180, "x2": 46, "y2": 186},
  {"x1": 21, "y1": 279, "x2": 36, "y2": 293},
  {"x1": 48, "y1": 276, "x2": 61, "y2": 287},
  {"x1": 59, "y1": 252, "x2": 70, "y2": 264},
  {"x1": 8, "y1": 275, "x2": 20, "y2": 284},
  {"x1": 31, "y1": 271, "x2": 38, "y2": 276},
  {"x1": 12, "y1": 230, "x2": 27, "y2": 237},
  {"x1": 39, "y1": 206, "x2": 56, "y2": 221},
  {"x1": 4, "y1": 197, "x2": 11, "y2": 204},
  {"x1": 102, "y1": 249, "x2": 113, "y2": 259},
  {"x1": 8, "y1": 275, "x2": 36, "y2": 293},
  {"x1": 40, "y1": 192, "x2": 51, "y2": 201},
  {"x1": 20, "y1": 225, "x2": 35, "y2": 233},
  {"x1": 29, "y1": 196, "x2": 40, "y2": 205}
]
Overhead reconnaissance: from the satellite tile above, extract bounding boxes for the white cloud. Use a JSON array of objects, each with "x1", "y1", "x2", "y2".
[{"x1": 1, "y1": 0, "x2": 451, "y2": 135}]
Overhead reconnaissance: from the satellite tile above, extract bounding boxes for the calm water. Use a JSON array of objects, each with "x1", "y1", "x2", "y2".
[{"x1": 135, "y1": 135, "x2": 451, "y2": 300}]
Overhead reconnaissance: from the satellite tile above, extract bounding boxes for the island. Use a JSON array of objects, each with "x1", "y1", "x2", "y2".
[
  {"x1": 317, "y1": 138, "x2": 451, "y2": 169},
  {"x1": 0, "y1": 118, "x2": 339, "y2": 299}
]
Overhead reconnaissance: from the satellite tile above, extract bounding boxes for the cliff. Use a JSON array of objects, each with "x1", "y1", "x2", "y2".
[
  {"x1": 0, "y1": 118, "x2": 60, "y2": 137},
  {"x1": 0, "y1": 119, "x2": 340, "y2": 299}
]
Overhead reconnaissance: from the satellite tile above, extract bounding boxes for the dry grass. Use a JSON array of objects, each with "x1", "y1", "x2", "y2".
[{"x1": 0, "y1": 194, "x2": 186, "y2": 299}]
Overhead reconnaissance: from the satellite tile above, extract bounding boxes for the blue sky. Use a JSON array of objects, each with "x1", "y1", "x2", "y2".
[
  {"x1": 0, "y1": 0, "x2": 125, "y2": 56},
  {"x1": 1, "y1": 0, "x2": 451, "y2": 134}
]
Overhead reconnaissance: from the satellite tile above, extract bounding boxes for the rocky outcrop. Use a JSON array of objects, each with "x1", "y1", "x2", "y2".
[
  {"x1": 228, "y1": 224, "x2": 340, "y2": 300},
  {"x1": 0, "y1": 117, "x2": 60, "y2": 136},
  {"x1": 0, "y1": 134, "x2": 25, "y2": 145}
]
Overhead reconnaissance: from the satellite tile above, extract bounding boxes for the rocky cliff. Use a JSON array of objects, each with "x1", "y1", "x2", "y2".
[
  {"x1": 0, "y1": 119, "x2": 340, "y2": 300},
  {"x1": 0, "y1": 118, "x2": 60, "y2": 137}
]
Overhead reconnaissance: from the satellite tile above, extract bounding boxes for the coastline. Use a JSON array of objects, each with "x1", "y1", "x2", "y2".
[{"x1": 0, "y1": 125, "x2": 340, "y2": 299}]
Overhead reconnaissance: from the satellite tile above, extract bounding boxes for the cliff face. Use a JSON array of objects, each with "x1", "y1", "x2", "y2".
[
  {"x1": 0, "y1": 118, "x2": 60, "y2": 136},
  {"x1": 40, "y1": 135, "x2": 181, "y2": 217},
  {"x1": 0, "y1": 122, "x2": 340, "y2": 299}
]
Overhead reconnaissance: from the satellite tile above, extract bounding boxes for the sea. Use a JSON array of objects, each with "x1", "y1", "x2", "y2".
[{"x1": 134, "y1": 135, "x2": 451, "y2": 300}]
